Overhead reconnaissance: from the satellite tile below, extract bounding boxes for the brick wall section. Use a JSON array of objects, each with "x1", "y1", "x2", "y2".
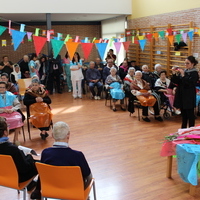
[
  {"x1": 127, "y1": 7, "x2": 200, "y2": 69},
  {"x1": 0, "y1": 24, "x2": 101, "y2": 63}
]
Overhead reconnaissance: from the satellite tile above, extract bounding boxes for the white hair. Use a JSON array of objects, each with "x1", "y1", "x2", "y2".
[
  {"x1": 110, "y1": 67, "x2": 117, "y2": 72},
  {"x1": 89, "y1": 61, "x2": 95, "y2": 65},
  {"x1": 128, "y1": 67, "x2": 135, "y2": 73},
  {"x1": 154, "y1": 63, "x2": 162, "y2": 70},
  {"x1": 142, "y1": 65, "x2": 148, "y2": 70},
  {"x1": 52, "y1": 121, "x2": 70, "y2": 140},
  {"x1": 135, "y1": 70, "x2": 142, "y2": 76}
]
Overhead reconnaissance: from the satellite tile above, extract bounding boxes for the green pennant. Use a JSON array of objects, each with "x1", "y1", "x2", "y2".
[
  {"x1": 51, "y1": 39, "x2": 64, "y2": 58},
  {"x1": 0, "y1": 25, "x2": 7, "y2": 36},
  {"x1": 158, "y1": 31, "x2": 165, "y2": 39},
  {"x1": 175, "y1": 34, "x2": 181, "y2": 44}
]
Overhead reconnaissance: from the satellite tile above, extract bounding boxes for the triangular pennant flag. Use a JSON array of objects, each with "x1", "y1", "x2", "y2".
[
  {"x1": 146, "y1": 33, "x2": 153, "y2": 42},
  {"x1": 138, "y1": 36, "x2": 144, "y2": 40},
  {"x1": 65, "y1": 42, "x2": 80, "y2": 60},
  {"x1": 95, "y1": 43, "x2": 108, "y2": 60},
  {"x1": 188, "y1": 31, "x2": 194, "y2": 41},
  {"x1": 158, "y1": 31, "x2": 165, "y2": 39},
  {"x1": 114, "y1": 42, "x2": 122, "y2": 54},
  {"x1": 175, "y1": 34, "x2": 181, "y2": 44},
  {"x1": 198, "y1": 29, "x2": 200, "y2": 36},
  {"x1": 0, "y1": 26, "x2": 6, "y2": 36},
  {"x1": 168, "y1": 35, "x2": 174, "y2": 46},
  {"x1": 51, "y1": 39, "x2": 64, "y2": 59},
  {"x1": 167, "y1": 28, "x2": 173, "y2": 36},
  {"x1": 182, "y1": 32, "x2": 187, "y2": 43},
  {"x1": 153, "y1": 33, "x2": 159, "y2": 41},
  {"x1": 138, "y1": 39, "x2": 146, "y2": 51},
  {"x1": 134, "y1": 39, "x2": 139, "y2": 44},
  {"x1": 94, "y1": 40, "x2": 99, "y2": 43},
  {"x1": 131, "y1": 36, "x2": 134, "y2": 43},
  {"x1": 33, "y1": 36, "x2": 47, "y2": 56},
  {"x1": 122, "y1": 41, "x2": 131, "y2": 51},
  {"x1": 11, "y1": 29, "x2": 26, "y2": 51},
  {"x1": 81, "y1": 43, "x2": 94, "y2": 60}
]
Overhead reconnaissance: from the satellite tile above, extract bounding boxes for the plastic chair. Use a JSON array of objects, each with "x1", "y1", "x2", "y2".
[
  {"x1": 0, "y1": 154, "x2": 36, "y2": 200},
  {"x1": 18, "y1": 78, "x2": 32, "y2": 97},
  {"x1": 36, "y1": 162, "x2": 97, "y2": 200}
]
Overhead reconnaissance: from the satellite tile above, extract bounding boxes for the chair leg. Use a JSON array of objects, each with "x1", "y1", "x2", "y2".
[
  {"x1": 23, "y1": 188, "x2": 26, "y2": 200},
  {"x1": 27, "y1": 118, "x2": 31, "y2": 140},
  {"x1": 93, "y1": 181, "x2": 97, "y2": 200},
  {"x1": 22, "y1": 126, "x2": 26, "y2": 141}
]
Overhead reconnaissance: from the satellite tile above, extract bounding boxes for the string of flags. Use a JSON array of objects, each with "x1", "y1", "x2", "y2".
[{"x1": 0, "y1": 19, "x2": 199, "y2": 60}]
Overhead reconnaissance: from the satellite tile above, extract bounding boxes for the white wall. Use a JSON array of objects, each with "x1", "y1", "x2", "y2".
[
  {"x1": 101, "y1": 16, "x2": 127, "y2": 66},
  {"x1": 0, "y1": 0, "x2": 132, "y2": 14}
]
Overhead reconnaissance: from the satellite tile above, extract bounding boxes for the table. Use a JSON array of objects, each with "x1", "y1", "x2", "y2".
[{"x1": 161, "y1": 140, "x2": 200, "y2": 196}]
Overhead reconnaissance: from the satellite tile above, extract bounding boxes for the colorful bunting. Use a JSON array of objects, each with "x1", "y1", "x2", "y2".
[
  {"x1": 34, "y1": 28, "x2": 40, "y2": 36},
  {"x1": 2, "y1": 40, "x2": 6, "y2": 47},
  {"x1": 11, "y1": 29, "x2": 26, "y2": 51},
  {"x1": 84, "y1": 37, "x2": 88, "y2": 43},
  {"x1": 114, "y1": 42, "x2": 122, "y2": 54},
  {"x1": 74, "y1": 36, "x2": 79, "y2": 43},
  {"x1": 175, "y1": 34, "x2": 181, "y2": 44},
  {"x1": 8, "y1": 20, "x2": 11, "y2": 34},
  {"x1": 153, "y1": 32, "x2": 159, "y2": 41},
  {"x1": 65, "y1": 42, "x2": 80, "y2": 60},
  {"x1": 0, "y1": 26, "x2": 7, "y2": 36},
  {"x1": 81, "y1": 43, "x2": 94, "y2": 60},
  {"x1": 182, "y1": 32, "x2": 187, "y2": 43},
  {"x1": 138, "y1": 36, "x2": 144, "y2": 40},
  {"x1": 20, "y1": 24, "x2": 25, "y2": 32},
  {"x1": 95, "y1": 43, "x2": 108, "y2": 60},
  {"x1": 138, "y1": 39, "x2": 146, "y2": 51},
  {"x1": 51, "y1": 39, "x2": 64, "y2": 58},
  {"x1": 42, "y1": 30, "x2": 46, "y2": 36},
  {"x1": 27, "y1": 32, "x2": 33, "y2": 42},
  {"x1": 46, "y1": 30, "x2": 50, "y2": 42},
  {"x1": 188, "y1": 31, "x2": 194, "y2": 41},
  {"x1": 33, "y1": 36, "x2": 47, "y2": 56},
  {"x1": 167, "y1": 28, "x2": 173, "y2": 36},
  {"x1": 92, "y1": 37, "x2": 96, "y2": 43},
  {"x1": 64, "y1": 34, "x2": 70, "y2": 42},
  {"x1": 168, "y1": 35, "x2": 174, "y2": 46},
  {"x1": 122, "y1": 41, "x2": 131, "y2": 51},
  {"x1": 146, "y1": 33, "x2": 153, "y2": 42},
  {"x1": 158, "y1": 31, "x2": 165, "y2": 39}
]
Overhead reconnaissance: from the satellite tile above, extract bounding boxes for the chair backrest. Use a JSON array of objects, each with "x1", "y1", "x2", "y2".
[
  {"x1": 18, "y1": 78, "x2": 32, "y2": 96},
  {"x1": 0, "y1": 154, "x2": 19, "y2": 189},
  {"x1": 36, "y1": 162, "x2": 85, "y2": 200}
]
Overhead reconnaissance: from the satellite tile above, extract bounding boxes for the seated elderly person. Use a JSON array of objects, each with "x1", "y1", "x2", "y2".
[
  {"x1": 0, "y1": 117, "x2": 37, "y2": 190},
  {"x1": 31, "y1": 121, "x2": 92, "y2": 199},
  {"x1": 23, "y1": 79, "x2": 52, "y2": 140},
  {"x1": 105, "y1": 67, "x2": 126, "y2": 112},
  {"x1": 131, "y1": 71, "x2": 163, "y2": 122},
  {"x1": 0, "y1": 81, "x2": 24, "y2": 144},
  {"x1": 103, "y1": 59, "x2": 117, "y2": 83},
  {"x1": 86, "y1": 61, "x2": 103, "y2": 100},
  {"x1": 141, "y1": 65, "x2": 155, "y2": 89},
  {"x1": 1, "y1": 72, "x2": 18, "y2": 94}
]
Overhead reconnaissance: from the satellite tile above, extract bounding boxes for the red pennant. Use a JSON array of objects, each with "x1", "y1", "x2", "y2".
[
  {"x1": 134, "y1": 39, "x2": 139, "y2": 44},
  {"x1": 81, "y1": 43, "x2": 94, "y2": 60},
  {"x1": 146, "y1": 33, "x2": 153, "y2": 42},
  {"x1": 122, "y1": 41, "x2": 131, "y2": 51},
  {"x1": 167, "y1": 28, "x2": 173, "y2": 36},
  {"x1": 33, "y1": 36, "x2": 47, "y2": 56}
]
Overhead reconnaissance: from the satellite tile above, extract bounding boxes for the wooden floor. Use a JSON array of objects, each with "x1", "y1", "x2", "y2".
[{"x1": 1, "y1": 90, "x2": 200, "y2": 200}]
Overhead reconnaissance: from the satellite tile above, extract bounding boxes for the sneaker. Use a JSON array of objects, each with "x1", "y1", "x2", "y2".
[
  {"x1": 68, "y1": 89, "x2": 71, "y2": 92},
  {"x1": 142, "y1": 117, "x2": 151, "y2": 122},
  {"x1": 97, "y1": 96, "x2": 101, "y2": 100},
  {"x1": 94, "y1": 96, "x2": 98, "y2": 100},
  {"x1": 40, "y1": 133, "x2": 46, "y2": 140},
  {"x1": 155, "y1": 116, "x2": 163, "y2": 122},
  {"x1": 175, "y1": 110, "x2": 181, "y2": 115}
]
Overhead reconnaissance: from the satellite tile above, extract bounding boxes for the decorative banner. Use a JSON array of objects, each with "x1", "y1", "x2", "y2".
[
  {"x1": 175, "y1": 34, "x2": 181, "y2": 44},
  {"x1": 35, "y1": 28, "x2": 40, "y2": 36},
  {"x1": 182, "y1": 32, "x2": 187, "y2": 43},
  {"x1": 188, "y1": 31, "x2": 194, "y2": 41},
  {"x1": 46, "y1": 30, "x2": 50, "y2": 42},
  {"x1": 33, "y1": 36, "x2": 47, "y2": 56},
  {"x1": 138, "y1": 36, "x2": 144, "y2": 40},
  {"x1": 158, "y1": 31, "x2": 165, "y2": 39},
  {"x1": 92, "y1": 37, "x2": 96, "y2": 43},
  {"x1": 65, "y1": 42, "x2": 80, "y2": 60},
  {"x1": 81, "y1": 43, "x2": 94, "y2": 60},
  {"x1": 180, "y1": 30, "x2": 184, "y2": 34},
  {"x1": 114, "y1": 42, "x2": 122, "y2": 54},
  {"x1": 95, "y1": 43, "x2": 108, "y2": 60},
  {"x1": 0, "y1": 26, "x2": 7, "y2": 36},
  {"x1": 168, "y1": 35, "x2": 174, "y2": 46},
  {"x1": 94, "y1": 40, "x2": 99, "y2": 43},
  {"x1": 84, "y1": 37, "x2": 88, "y2": 43},
  {"x1": 126, "y1": 31, "x2": 131, "y2": 36},
  {"x1": 74, "y1": 36, "x2": 79, "y2": 43},
  {"x1": 122, "y1": 41, "x2": 131, "y2": 51},
  {"x1": 27, "y1": 32, "x2": 33, "y2": 42},
  {"x1": 99, "y1": 38, "x2": 103, "y2": 43},
  {"x1": 51, "y1": 39, "x2": 64, "y2": 58},
  {"x1": 146, "y1": 33, "x2": 153, "y2": 42},
  {"x1": 108, "y1": 38, "x2": 113, "y2": 47},
  {"x1": 134, "y1": 38, "x2": 139, "y2": 44},
  {"x1": 49, "y1": 29, "x2": 54, "y2": 35},
  {"x1": 42, "y1": 30, "x2": 46, "y2": 36},
  {"x1": 20, "y1": 24, "x2": 25, "y2": 32},
  {"x1": 173, "y1": 31, "x2": 177, "y2": 36},
  {"x1": 131, "y1": 36, "x2": 134, "y2": 43},
  {"x1": 11, "y1": 29, "x2": 26, "y2": 51},
  {"x1": 138, "y1": 39, "x2": 146, "y2": 51},
  {"x1": 8, "y1": 20, "x2": 11, "y2": 34},
  {"x1": 167, "y1": 28, "x2": 173, "y2": 36},
  {"x1": 194, "y1": 27, "x2": 199, "y2": 34},
  {"x1": 64, "y1": 34, "x2": 70, "y2": 42},
  {"x1": 153, "y1": 32, "x2": 159, "y2": 41},
  {"x1": 2, "y1": 40, "x2": 6, "y2": 46},
  {"x1": 57, "y1": 33, "x2": 63, "y2": 40}
]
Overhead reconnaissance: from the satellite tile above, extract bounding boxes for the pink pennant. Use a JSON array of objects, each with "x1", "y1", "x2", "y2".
[
  {"x1": 182, "y1": 32, "x2": 187, "y2": 43},
  {"x1": 114, "y1": 42, "x2": 122, "y2": 54}
]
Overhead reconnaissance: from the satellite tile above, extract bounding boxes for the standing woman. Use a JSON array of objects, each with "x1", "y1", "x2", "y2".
[
  {"x1": 62, "y1": 52, "x2": 72, "y2": 92},
  {"x1": 171, "y1": 55, "x2": 199, "y2": 128},
  {"x1": 70, "y1": 52, "x2": 83, "y2": 99},
  {"x1": 28, "y1": 53, "x2": 38, "y2": 78}
]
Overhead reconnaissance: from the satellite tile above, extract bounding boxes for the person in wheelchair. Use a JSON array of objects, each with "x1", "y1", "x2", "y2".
[
  {"x1": 130, "y1": 71, "x2": 163, "y2": 122},
  {"x1": 105, "y1": 67, "x2": 126, "y2": 112},
  {"x1": 154, "y1": 70, "x2": 181, "y2": 115}
]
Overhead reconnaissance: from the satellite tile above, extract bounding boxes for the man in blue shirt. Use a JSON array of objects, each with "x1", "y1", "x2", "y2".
[
  {"x1": 31, "y1": 121, "x2": 92, "y2": 199},
  {"x1": 86, "y1": 61, "x2": 103, "y2": 100}
]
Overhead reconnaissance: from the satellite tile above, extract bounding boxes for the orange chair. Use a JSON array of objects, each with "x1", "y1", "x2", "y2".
[
  {"x1": 36, "y1": 162, "x2": 97, "y2": 200},
  {"x1": 18, "y1": 78, "x2": 32, "y2": 97},
  {"x1": 0, "y1": 154, "x2": 36, "y2": 200}
]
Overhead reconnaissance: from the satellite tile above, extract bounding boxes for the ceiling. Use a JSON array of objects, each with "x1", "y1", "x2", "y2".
[{"x1": 0, "y1": 13, "x2": 126, "y2": 23}]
